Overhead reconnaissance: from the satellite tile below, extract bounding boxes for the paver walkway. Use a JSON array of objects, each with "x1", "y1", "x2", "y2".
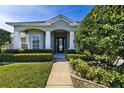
[{"x1": 45, "y1": 53, "x2": 74, "y2": 88}]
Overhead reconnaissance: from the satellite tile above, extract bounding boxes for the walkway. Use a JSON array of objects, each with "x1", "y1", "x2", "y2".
[
  {"x1": 53, "y1": 53, "x2": 66, "y2": 61},
  {"x1": 45, "y1": 53, "x2": 74, "y2": 88}
]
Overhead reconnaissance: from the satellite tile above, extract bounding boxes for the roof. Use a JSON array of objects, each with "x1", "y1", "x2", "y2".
[{"x1": 6, "y1": 14, "x2": 80, "y2": 26}]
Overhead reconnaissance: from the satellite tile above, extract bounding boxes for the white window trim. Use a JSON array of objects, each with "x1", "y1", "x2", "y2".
[{"x1": 31, "y1": 35, "x2": 40, "y2": 49}]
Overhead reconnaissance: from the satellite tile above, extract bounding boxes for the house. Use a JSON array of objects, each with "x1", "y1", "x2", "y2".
[{"x1": 6, "y1": 15, "x2": 80, "y2": 53}]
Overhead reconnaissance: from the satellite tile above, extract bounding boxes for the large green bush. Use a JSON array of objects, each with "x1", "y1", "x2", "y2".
[
  {"x1": 75, "y1": 5, "x2": 124, "y2": 66},
  {"x1": 69, "y1": 59, "x2": 124, "y2": 87},
  {"x1": 4, "y1": 49, "x2": 53, "y2": 54},
  {"x1": 118, "y1": 48, "x2": 124, "y2": 58},
  {"x1": 0, "y1": 53, "x2": 53, "y2": 62}
]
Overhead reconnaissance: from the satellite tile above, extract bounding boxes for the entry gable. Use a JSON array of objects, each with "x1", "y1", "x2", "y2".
[
  {"x1": 51, "y1": 19, "x2": 70, "y2": 28},
  {"x1": 47, "y1": 14, "x2": 79, "y2": 26}
]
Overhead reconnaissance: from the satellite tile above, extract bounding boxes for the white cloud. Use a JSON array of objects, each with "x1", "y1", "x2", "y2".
[
  {"x1": 0, "y1": 13, "x2": 15, "y2": 32},
  {"x1": 0, "y1": 20, "x2": 13, "y2": 32}
]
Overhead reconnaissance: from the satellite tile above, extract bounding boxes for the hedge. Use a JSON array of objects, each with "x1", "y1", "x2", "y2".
[
  {"x1": 25, "y1": 49, "x2": 53, "y2": 53},
  {"x1": 0, "y1": 53, "x2": 53, "y2": 62},
  {"x1": 66, "y1": 54, "x2": 95, "y2": 61},
  {"x1": 69, "y1": 59, "x2": 124, "y2": 88},
  {"x1": 64, "y1": 49, "x2": 77, "y2": 54},
  {"x1": 3, "y1": 49, "x2": 53, "y2": 54},
  {"x1": 3, "y1": 49, "x2": 24, "y2": 53}
]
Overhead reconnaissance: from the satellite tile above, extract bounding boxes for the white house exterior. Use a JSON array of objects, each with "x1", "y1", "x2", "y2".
[{"x1": 6, "y1": 15, "x2": 80, "y2": 53}]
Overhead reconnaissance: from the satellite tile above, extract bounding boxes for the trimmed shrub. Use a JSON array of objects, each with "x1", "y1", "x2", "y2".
[
  {"x1": 66, "y1": 54, "x2": 79, "y2": 60},
  {"x1": 0, "y1": 53, "x2": 53, "y2": 62},
  {"x1": 24, "y1": 49, "x2": 53, "y2": 53},
  {"x1": 69, "y1": 58, "x2": 80, "y2": 70},
  {"x1": 75, "y1": 60, "x2": 90, "y2": 78},
  {"x1": 64, "y1": 49, "x2": 76, "y2": 54},
  {"x1": 3, "y1": 49, "x2": 53, "y2": 54},
  {"x1": 94, "y1": 67, "x2": 110, "y2": 85},
  {"x1": 66, "y1": 54, "x2": 95, "y2": 61},
  {"x1": 86, "y1": 66, "x2": 96, "y2": 81},
  {"x1": 3, "y1": 49, "x2": 22, "y2": 53},
  {"x1": 109, "y1": 70, "x2": 121, "y2": 87}
]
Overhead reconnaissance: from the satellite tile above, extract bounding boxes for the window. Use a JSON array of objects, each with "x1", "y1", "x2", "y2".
[
  {"x1": 32, "y1": 35, "x2": 40, "y2": 49},
  {"x1": 21, "y1": 37, "x2": 27, "y2": 49}
]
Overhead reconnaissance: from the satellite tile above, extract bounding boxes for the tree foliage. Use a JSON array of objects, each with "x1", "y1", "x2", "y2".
[
  {"x1": 75, "y1": 5, "x2": 124, "y2": 65},
  {"x1": 0, "y1": 28, "x2": 11, "y2": 49}
]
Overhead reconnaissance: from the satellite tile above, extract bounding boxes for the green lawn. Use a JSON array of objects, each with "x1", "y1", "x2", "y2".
[{"x1": 0, "y1": 62, "x2": 52, "y2": 88}]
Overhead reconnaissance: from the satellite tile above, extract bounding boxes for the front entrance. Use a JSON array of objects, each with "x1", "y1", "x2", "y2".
[
  {"x1": 52, "y1": 30, "x2": 68, "y2": 53},
  {"x1": 55, "y1": 37, "x2": 65, "y2": 53}
]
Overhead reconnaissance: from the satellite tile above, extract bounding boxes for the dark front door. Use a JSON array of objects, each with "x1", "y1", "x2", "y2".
[{"x1": 56, "y1": 37, "x2": 65, "y2": 52}]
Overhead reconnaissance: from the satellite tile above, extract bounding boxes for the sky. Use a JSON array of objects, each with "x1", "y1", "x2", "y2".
[{"x1": 0, "y1": 5, "x2": 94, "y2": 32}]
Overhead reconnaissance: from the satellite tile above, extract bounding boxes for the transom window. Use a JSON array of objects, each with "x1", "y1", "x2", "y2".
[{"x1": 32, "y1": 35, "x2": 40, "y2": 49}]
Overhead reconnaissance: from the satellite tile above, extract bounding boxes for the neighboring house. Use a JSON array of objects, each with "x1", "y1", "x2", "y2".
[{"x1": 6, "y1": 15, "x2": 80, "y2": 53}]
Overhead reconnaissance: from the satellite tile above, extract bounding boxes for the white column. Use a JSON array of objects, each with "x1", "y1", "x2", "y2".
[
  {"x1": 45, "y1": 31, "x2": 51, "y2": 49},
  {"x1": 69, "y1": 32, "x2": 75, "y2": 49},
  {"x1": 13, "y1": 31, "x2": 21, "y2": 49},
  {"x1": 26, "y1": 34, "x2": 29, "y2": 49}
]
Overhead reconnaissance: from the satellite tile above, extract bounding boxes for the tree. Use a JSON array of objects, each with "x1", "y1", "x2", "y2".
[
  {"x1": 0, "y1": 28, "x2": 11, "y2": 51},
  {"x1": 75, "y1": 5, "x2": 124, "y2": 66}
]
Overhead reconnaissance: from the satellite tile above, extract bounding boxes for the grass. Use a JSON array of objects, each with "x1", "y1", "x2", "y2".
[{"x1": 0, "y1": 62, "x2": 53, "y2": 88}]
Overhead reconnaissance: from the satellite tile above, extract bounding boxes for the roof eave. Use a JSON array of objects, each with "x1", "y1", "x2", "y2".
[
  {"x1": 69, "y1": 23, "x2": 80, "y2": 26},
  {"x1": 6, "y1": 22, "x2": 51, "y2": 26}
]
